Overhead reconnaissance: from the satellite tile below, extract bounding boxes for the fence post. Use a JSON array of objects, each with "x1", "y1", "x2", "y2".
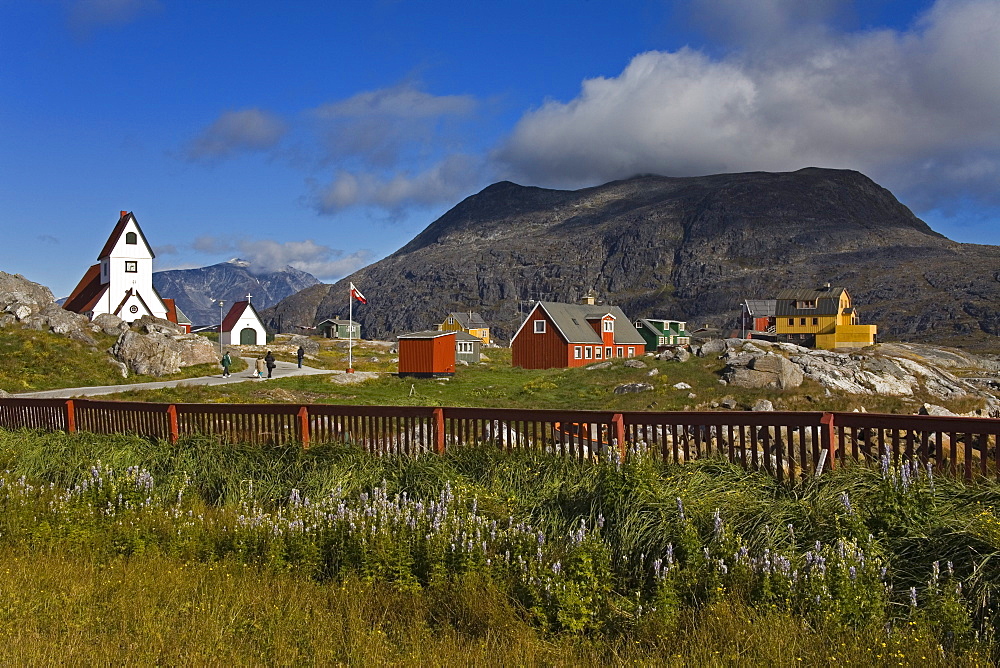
[
  {"x1": 65, "y1": 399, "x2": 76, "y2": 433},
  {"x1": 167, "y1": 404, "x2": 179, "y2": 444},
  {"x1": 821, "y1": 412, "x2": 836, "y2": 471},
  {"x1": 612, "y1": 413, "x2": 626, "y2": 461},
  {"x1": 433, "y1": 407, "x2": 446, "y2": 455},
  {"x1": 298, "y1": 406, "x2": 310, "y2": 449}
]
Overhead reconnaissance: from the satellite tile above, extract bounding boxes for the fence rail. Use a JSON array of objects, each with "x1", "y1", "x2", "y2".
[{"x1": 1, "y1": 398, "x2": 999, "y2": 482}]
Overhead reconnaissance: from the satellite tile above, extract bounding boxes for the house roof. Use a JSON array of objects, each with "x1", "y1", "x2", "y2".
[
  {"x1": 775, "y1": 287, "x2": 849, "y2": 317},
  {"x1": 447, "y1": 312, "x2": 488, "y2": 328},
  {"x1": 112, "y1": 288, "x2": 155, "y2": 319},
  {"x1": 162, "y1": 299, "x2": 191, "y2": 326},
  {"x1": 221, "y1": 301, "x2": 264, "y2": 333},
  {"x1": 97, "y1": 211, "x2": 156, "y2": 260},
  {"x1": 317, "y1": 318, "x2": 358, "y2": 326},
  {"x1": 454, "y1": 331, "x2": 482, "y2": 342},
  {"x1": 636, "y1": 318, "x2": 688, "y2": 336},
  {"x1": 398, "y1": 330, "x2": 455, "y2": 339},
  {"x1": 743, "y1": 299, "x2": 777, "y2": 317},
  {"x1": 63, "y1": 263, "x2": 105, "y2": 313},
  {"x1": 514, "y1": 301, "x2": 645, "y2": 345}
]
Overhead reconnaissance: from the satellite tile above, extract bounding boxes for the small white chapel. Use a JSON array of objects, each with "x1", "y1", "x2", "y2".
[
  {"x1": 220, "y1": 295, "x2": 267, "y2": 346},
  {"x1": 63, "y1": 211, "x2": 170, "y2": 324}
]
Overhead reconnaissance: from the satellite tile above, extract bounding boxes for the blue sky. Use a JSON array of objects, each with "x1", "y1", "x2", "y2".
[{"x1": 3, "y1": 0, "x2": 999, "y2": 299}]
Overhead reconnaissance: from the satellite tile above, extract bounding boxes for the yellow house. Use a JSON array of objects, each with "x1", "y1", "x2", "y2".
[
  {"x1": 438, "y1": 311, "x2": 491, "y2": 345},
  {"x1": 774, "y1": 286, "x2": 876, "y2": 349}
]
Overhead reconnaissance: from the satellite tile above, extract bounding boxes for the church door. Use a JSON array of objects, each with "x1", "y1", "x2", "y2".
[{"x1": 240, "y1": 328, "x2": 257, "y2": 345}]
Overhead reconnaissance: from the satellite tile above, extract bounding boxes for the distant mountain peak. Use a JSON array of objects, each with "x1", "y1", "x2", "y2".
[{"x1": 225, "y1": 258, "x2": 251, "y2": 267}]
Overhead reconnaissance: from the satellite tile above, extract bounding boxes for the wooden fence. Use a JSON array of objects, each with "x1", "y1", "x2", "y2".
[{"x1": 1, "y1": 397, "x2": 999, "y2": 482}]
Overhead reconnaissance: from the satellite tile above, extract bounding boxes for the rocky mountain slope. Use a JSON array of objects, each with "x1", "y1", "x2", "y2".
[
  {"x1": 263, "y1": 168, "x2": 1000, "y2": 349},
  {"x1": 154, "y1": 259, "x2": 319, "y2": 326}
]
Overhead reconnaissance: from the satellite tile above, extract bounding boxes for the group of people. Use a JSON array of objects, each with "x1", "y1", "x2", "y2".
[{"x1": 220, "y1": 346, "x2": 306, "y2": 379}]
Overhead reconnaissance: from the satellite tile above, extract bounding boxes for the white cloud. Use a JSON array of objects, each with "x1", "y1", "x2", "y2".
[
  {"x1": 185, "y1": 108, "x2": 288, "y2": 161},
  {"x1": 66, "y1": 0, "x2": 159, "y2": 34},
  {"x1": 315, "y1": 155, "x2": 482, "y2": 214},
  {"x1": 495, "y1": 0, "x2": 1000, "y2": 210},
  {"x1": 190, "y1": 236, "x2": 370, "y2": 281}
]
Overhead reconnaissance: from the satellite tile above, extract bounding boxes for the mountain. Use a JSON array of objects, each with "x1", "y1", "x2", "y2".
[
  {"x1": 154, "y1": 259, "x2": 319, "y2": 326},
  {"x1": 262, "y1": 168, "x2": 1000, "y2": 349}
]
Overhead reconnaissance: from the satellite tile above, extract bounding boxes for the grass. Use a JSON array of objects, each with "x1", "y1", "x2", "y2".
[
  {"x1": 0, "y1": 326, "x2": 246, "y2": 394},
  {"x1": 0, "y1": 428, "x2": 996, "y2": 663},
  {"x1": 108, "y1": 344, "x2": 988, "y2": 415}
]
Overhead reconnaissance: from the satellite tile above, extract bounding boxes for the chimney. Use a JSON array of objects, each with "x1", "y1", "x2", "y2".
[
  {"x1": 824, "y1": 282, "x2": 831, "y2": 290},
  {"x1": 582, "y1": 288, "x2": 597, "y2": 306},
  {"x1": 120, "y1": 210, "x2": 129, "y2": 219}
]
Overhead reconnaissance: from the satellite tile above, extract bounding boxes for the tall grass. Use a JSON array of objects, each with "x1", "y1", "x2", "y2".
[{"x1": 0, "y1": 427, "x2": 996, "y2": 663}]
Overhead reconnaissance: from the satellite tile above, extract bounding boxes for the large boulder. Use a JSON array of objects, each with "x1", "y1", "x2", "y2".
[
  {"x1": 133, "y1": 315, "x2": 183, "y2": 336},
  {"x1": 723, "y1": 353, "x2": 803, "y2": 390},
  {"x1": 92, "y1": 313, "x2": 129, "y2": 337},
  {"x1": 109, "y1": 329, "x2": 219, "y2": 376},
  {"x1": 21, "y1": 304, "x2": 95, "y2": 345},
  {"x1": 288, "y1": 334, "x2": 320, "y2": 356},
  {"x1": 0, "y1": 272, "x2": 54, "y2": 319}
]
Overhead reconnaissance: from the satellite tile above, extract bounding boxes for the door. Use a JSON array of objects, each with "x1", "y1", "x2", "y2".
[{"x1": 240, "y1": 327, "x2": 257, "y2": 345}]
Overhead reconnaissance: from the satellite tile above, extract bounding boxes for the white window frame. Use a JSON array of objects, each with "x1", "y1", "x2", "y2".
[
  {"x1": 627, "y1": 347, "x2": 635, "y2": 357},
  {"x1": 595, "y1": 346, "x2": 602, "y2": 359},
  {"x1": 533, "y1": 320, "x2": 546, "y2": 334},
  {"x1": 125, "y1": 261, "x2": 137, "y2": 273},
  {"x1": 616, "y1": 346, "x2": 623, "y2": 357},
  {"x1": 603, "y1": 319, "x2": 614, "y2": 332},
  {"x1": 574, "y1": 346, "x2": 582, "y2": 359},
  {"x1": 606, "y1": 347, "x2": 612, "y2": 358},
  {"x1": 584, "y1": 347, "x2": 592, "y2": 359}
]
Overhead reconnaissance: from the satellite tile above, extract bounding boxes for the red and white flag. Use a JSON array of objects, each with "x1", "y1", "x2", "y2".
[{"x1": 350, "y1": 282, "x2": 367, "y2": 304}]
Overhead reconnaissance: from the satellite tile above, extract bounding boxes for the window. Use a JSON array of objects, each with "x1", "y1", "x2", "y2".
[
  {"x1": 812, "y1": 318, "x2": 818, "y2": 326},
  {"x1": 574, "y1": 346, "x2": 582, "y2": 359},
  {"x1": 800, "y1": 318, "x2": 806, "y2": 326},
  {"x1": 125, "y1": 261, "x2": 137, "y2": 273},
  {"x1": 606, "y1": 347, "x2": 612, "y2": 358},
  {"x1": 603, "y1": 319, "x2": 614, "y2": 332},
  {"x1": 788, "y1": 318, "x2": 795, "y2": 326},
  {"x1": 533, "y1": 320, "x2": 546, "y2": 334},
  {"x1": 795, "y1": 299, "x2": 816, "y2": 309},
  {"x1": 457, "y1": 341, "x2": 474, "y2": 353},
  {"x1": 628, "y1": 347, "x2": 635, "y2": 357},
  {"x1": 595, "y1": 347, "x2": 602, "y2": 359},
  {"x1": 616, "y1": 347, "x2": 623, "y2": 357},
  {"x1": 125, "y1": 232, "x2": 137, "y2": 244},
  {"x1": 584, "y1": 347, "x2": 592, "y2": 359}
]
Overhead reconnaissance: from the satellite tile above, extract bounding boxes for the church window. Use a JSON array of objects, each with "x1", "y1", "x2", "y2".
[
  {"x1": 125, "y1": 232, "x2": 137, "y2": 244},
  {"x1": 125, "y1": 261, "x2": 137, "y2": 273}
]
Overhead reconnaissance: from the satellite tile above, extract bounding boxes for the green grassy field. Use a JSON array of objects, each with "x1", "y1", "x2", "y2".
[
  {"x1": 112, "y1": 343, "x2": 987, "y2": 415},
  {"x1": 0, "y1": 428, "x2": 994, "y2": 664},
  {"x1": 0, "y1": 326, "x2": 246, "y2": 394}
]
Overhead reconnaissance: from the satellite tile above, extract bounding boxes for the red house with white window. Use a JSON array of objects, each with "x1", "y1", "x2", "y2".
[{"x1": 511, "y1": 297, "x2": 646, "y2": 370}]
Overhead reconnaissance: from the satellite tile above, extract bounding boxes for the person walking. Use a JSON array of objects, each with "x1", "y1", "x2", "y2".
[
  {"x1": 254, "y1": 356, "x2": 266, "y2": 379},
  {"x1": 296, "y1": 346, "x2": 304, "y2": 368},
  {"x1": 221, "y1": 351, "x2": 232, "y2": 377},
  {"x1": 265, "y1": 351, "x2": 276, "y2": 378}
]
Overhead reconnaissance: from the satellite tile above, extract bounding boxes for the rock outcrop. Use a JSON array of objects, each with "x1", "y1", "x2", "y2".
[{"x1": 108, "y1": 329, "x2": 218, "y2": 377}]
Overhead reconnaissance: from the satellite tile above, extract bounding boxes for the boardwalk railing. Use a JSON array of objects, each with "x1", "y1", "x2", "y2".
[{"x1": 1, "y1": 398, "x2": 999, "y2": 482}]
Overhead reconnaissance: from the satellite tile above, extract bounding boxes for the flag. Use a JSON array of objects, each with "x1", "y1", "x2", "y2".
[{"x1": 350, "y1": 282, "x2": 367, "y2": 304}]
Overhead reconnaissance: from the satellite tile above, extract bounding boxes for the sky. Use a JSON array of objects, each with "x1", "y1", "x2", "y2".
[{"x1": 3, "y1": 0, "x2": 1000, "y2": 299}]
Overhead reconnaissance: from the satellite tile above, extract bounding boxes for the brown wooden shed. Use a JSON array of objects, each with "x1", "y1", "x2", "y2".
[{"x1": 397, "y1": 330, "x2": 456, "y2": 377}]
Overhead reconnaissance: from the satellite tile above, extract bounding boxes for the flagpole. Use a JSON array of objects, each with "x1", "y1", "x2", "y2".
[{"x1": 347, "y1": 283, "x2": 354, "y2": 373}]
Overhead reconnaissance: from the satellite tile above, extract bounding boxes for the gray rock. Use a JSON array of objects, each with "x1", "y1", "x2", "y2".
[
  {"x1": 479, "y1": 354, "x2": 490, "y2": 362},
  {"x1": 586, "y1": 361, "x2": 613, "y2": 370},
  {"x1": 699, "y1": 339, "x2": 727, "y2": 356},
  {"x1": 0, "y1": 272, "x2": 54, "y2": 319},
  {"x1": 108, "y1": 329, "x2": 218, "y2": 376},
  {"x1": 0, "y1": 388, "x2": 9, "y2": 398},
  {"x1": 133, "y1": 315, "x2": 183, "y2": 336},
  {"x1": 749, "y1": 354, "x2": 803, "y2": 389},
  {"x1": 288, "y1": 334, "x2": 320, "y2": 356},
  {"x1": 647, "y1": 368, "x2": 659, "y2": 376},
  {"x1": 614, "y1": 382, "x2": 654, "y2": 394},
  {"x1": 918, "y1": 403, "x2": 956, "y2": 416},
  {"x1": 720, "y1": 397, "x2": 738, "y2": 409},
  {"x1": 92, "y1": 313, "x2": 128, "y2": 336},
  {"x1": 674, "y1": 348, "x2": 691, "y2": 363},
  {"x1": 752, "y1": 399, "x2": 774, "y2": 412},
  {"x1": 624, "y1": 359, "x2": 647, "y2": 368},
  {"x1": 687, "y1": 392, "x2": 697, "y2": 399},
  {"x1": 672, "y1": 382, "x2": 692, "y2": 390},
  {"x1": 456, "y1": 359, "x2": 469, "y2": 366}
]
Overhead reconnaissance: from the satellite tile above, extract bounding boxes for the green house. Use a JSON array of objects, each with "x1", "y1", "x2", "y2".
[
  {"x1": 634, "y1": 318, "x2": 691, "y2": 351},
  {"x1": 317, "y1": 317, "x2": 360, "y2": 339}
]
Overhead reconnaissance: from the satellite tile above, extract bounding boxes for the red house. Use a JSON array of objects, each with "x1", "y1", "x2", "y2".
[
  {"x1": 397, "y1": 330, "x2": 456, "y2": 377},
  {"x1": 511, "y1": 299, "x2": 646, "y2": 369}
]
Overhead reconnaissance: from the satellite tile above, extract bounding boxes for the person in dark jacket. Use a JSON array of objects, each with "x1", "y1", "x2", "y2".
[
  {"x1": 265, "y1": 351, "x2": 276, "y2": 378},
  {"x1": 296, "y1": 346, "x2": 305, "y2": 368},
  {"x1": 221, "y1": 351, "x2": 232, "y2": 377}
]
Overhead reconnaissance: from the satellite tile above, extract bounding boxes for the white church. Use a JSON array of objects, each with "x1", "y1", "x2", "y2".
[{"x1": 64, "y1": 211, "x2": 178, "y2": 325}]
